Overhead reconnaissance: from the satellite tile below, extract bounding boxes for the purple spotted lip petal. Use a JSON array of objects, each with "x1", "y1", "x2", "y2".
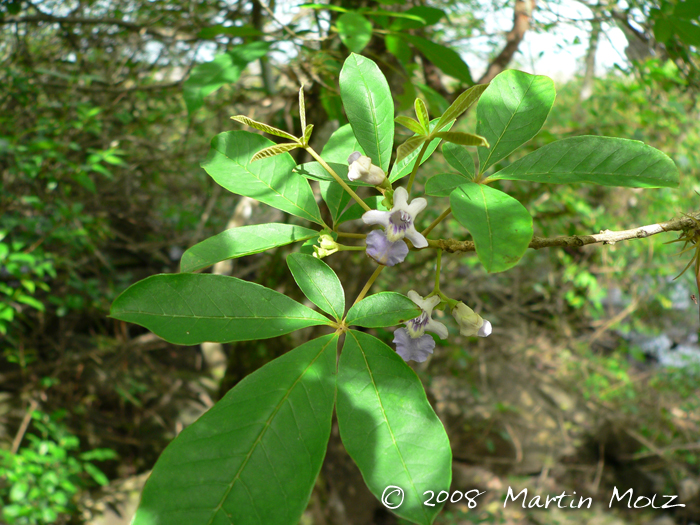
[
  {"x1": 365, "y1": 230, "x2": 408, "y2": 266},
  {"x1": 393, "y1": 327, "x2": 435, "y2": 363}
]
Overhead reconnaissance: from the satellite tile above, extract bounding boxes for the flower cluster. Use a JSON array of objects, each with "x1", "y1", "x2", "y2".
[
  {"x1": 394, "y1": 293, "x2": 492, "y2": 363},
  {"x1": 348, "y1": 155, "x2": 492, "y2": 363}
]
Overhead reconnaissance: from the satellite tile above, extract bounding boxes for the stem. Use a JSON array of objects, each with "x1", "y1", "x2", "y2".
[
  {"x1": 352, "y1": 265, "x2": 384, "y2": 306},
  {"x1": 434, "y1": 249, "x2": 442, "y2": 292},
  {"x1": 339, "y1": 245, "x2": 365, "y2": 251},
  {"x1": 337, "y1": 232, "x2": 367, "y2": 239},
  {"x1": 306, "y1": 146, "x2": 371, "y2": 213},
  {"x1": 406, "y1": 141, "x2": 430, "y2": 195},
  {"x1": 422, "y1": 207, "x2": 451, "y2": 236}
]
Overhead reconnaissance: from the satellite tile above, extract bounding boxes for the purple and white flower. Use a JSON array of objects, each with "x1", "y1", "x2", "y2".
[
  {"x1": 393, "y1": 290, "x2": 448, "y2": 363},
  {"x1": 405, "y1": 291, "x2": 448, "y2": 339},
  {"x1": 362, "y1": 187, "x2": 428, "y2": 248},
  {"x1": 365, "y1": 230, "x2": 408, "y2": 266},
  {"x1": 347, "y1": 151, "x2": 386, "y2": 186},
  {"x1": 452, "y1": 302, "x2": 492, "y2": 337}
]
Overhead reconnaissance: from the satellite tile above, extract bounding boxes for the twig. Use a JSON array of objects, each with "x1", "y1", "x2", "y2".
[
  {"x1": 425, "y1": 211, "x2": 700, "y2": 253},
  {"x1": 11, "y1": 399, "x2": 39, "y2": 454}
]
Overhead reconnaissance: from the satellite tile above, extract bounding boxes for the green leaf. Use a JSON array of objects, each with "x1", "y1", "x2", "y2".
[
  {"x1": 476, "y1": 70, "x2": 556, "y2": 174},
  {"x1": 17, "y1": 294, "x2": 44, "y2": 311},
  {"x1": 669, "y1": 16, "x2": 700, "y2": 46},
  {"x1": 294, "y1": 161, "x2": 374, "y2": 186},
  {"x1": 346, "y1": 292, "x2": 421, "y2": 327},
  {"x1": 183, "y1": 42, "x2": 269, "y2": 114},
  {"x1": 490, "y1": 136, "x2": 680, "y2": 188},
  {"x1": 337, "y1": 330, "x2": 451, "y2": 525},
  {"x1": 416, "y1": 82, "x2": 449, "y2": 114},
  {"x1": 287, "y1": 253, "x2": 345, "y2": 321},
  {"x1": 434, "y1": 131, "x2": 489, "y2": 147},
  {"x1": 132, "y1": 334, "x2": 338, "y2": 525},
  {"x1": 390, "y1": 118, "x2": 453, "y2": 182},
  {"x1": 396, "y1": 136, "x2": 426, "y2": 164},
  {"x1": 299, "y1": 85, "x2": 307, "y2": 132},
  {"x1": 674, "y1": 1, "x2": 700, "y2": 19},
  {"x1": 197, "y1": 25, "x2": 263, "y2": 39},
  {"x1": 318, "y1": 124, "x2": 365, "y2": 225},
  {"x1": 404, "y1": 35, "x2": 473, "y2": 84},
  {"x1": 251, "y1": 142, "x2": 300, "y2": 162},
  {"x1": 110, "y1": 274, "x2": 331, "y2": 345},
  {"x1": 340, "y1": 54, "x2": 394, "y2": 172},
  {"x1": 425, "y1": 173, "x2": 471, "y2": 196},
  {"x1": 654, "y1": 16, "x2": 673, "y2": 43},
  {"x1": 436, "y1": 83, "x2": 489, "y2": 132},
  {"x1": 337, "y1": 12, "x2": 373, "y2": 53},
  {"x1": 442, "y1": 142, "x2": 475, "y2": 178},
  {"x1": 83, "y1": 463, "x2": 110, "y2": 486},
  {"x1": 231, "y1": 115, "x2": 299, "y2": 141},
  {"x1": 320, "y1": 123, "x2": 365, "y2": 163},
  {"x1": 336, "y1": 196, "x2": 386, "y2": 225},
  {"x1": 202, "y1": 131, "x2": 323, "y2": 225},
  {"x1": 303, "y1": 124, "x2": 313, "y2": 144},
  {"x1": 390, "y1": 6, "x2": 445, "y2": 30},
  {"x1": 320, "y1": 182, "x2": 352, "y2": 227},
  {"x1": 450, "y1": 183, "x2": 533, "y2": 273},
  {"x1": 180, "y1": 224, "x2": 319, "y2": 273},
  {"x1": 299, "y1": 3, "x2": 348, "y2": 13},
  {"x1": 395, "y1": 116, "x2": 425, "y2": 136},
  {"x1": 414, "y1": 98, "x2": 430, "y2": 131},
  {"x1": 385, "y1": 34, "x2": 412, "y2": 65}
]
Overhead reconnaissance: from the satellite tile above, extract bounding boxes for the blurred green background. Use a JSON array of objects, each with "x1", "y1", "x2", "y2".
[{"x1": 1, "y1": 0, "x2": 699, "y2": 523}]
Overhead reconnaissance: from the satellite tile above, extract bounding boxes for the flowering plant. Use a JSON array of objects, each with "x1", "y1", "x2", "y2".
[{"x1": 109, "y1": 54, "x2": 679, "y2": 524}]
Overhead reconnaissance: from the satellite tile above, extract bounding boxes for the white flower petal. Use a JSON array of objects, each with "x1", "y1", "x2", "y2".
[
  {"x1": 393, "y1": 186, "x2": 409, "y2": 209},
  {"x1": 426, "y1": 319, "x2": 448, "y2": 340},
  {"x1": 477, "y1": 320, "x2": 492, "y2": 337},
  {"x1": 406, "y1": 197, "x2": 427, "y2": 216},
  {"x1": 362, "y1": 210, "x2": 391, "y2": 227},
  {"x1": 404, "y1": 228, "x2": 428, "y2": 249}
]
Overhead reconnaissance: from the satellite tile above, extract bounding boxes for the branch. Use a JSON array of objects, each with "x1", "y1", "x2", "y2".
[
  {"x1": 42, "y1": 80, "x2": 183, "y2": 93},
  {"x1": 0, "y1": 13, "x2": 189, "y2": 40},
  {"x1": 426, "y1": 211, "x2": 700, "y2": 253},
  {"x1": 11, "y1": 399, "x2": 39, "y2": 454},
  {"x1": 478, "y1": 0, "x2": 537, "y2": 84}
]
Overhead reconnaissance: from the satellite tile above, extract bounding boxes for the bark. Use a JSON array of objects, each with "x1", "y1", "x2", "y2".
[
  {"x1": 478, "y1": 0, "x2": 537, "y2": 84},
  {"x1": 580, "y1": 19, "x2": 601, "y2": 101}
]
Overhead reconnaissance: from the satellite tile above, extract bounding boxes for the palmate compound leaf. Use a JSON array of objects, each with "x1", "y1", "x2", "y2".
[
  {"x1": 488, "y1": 136, "x2": 680, "y2": 188},
  {"x1": 132, "y1": 333, "x2": 338, "y2": 525},
  {"x1": 109, "y1": 274, "x2": 332, "y2": 345},
  {"x1": 346, "y1": 292, "x2": 421, "y2": 328},
  {"x1": 340, "y1": 53, "x2": 394, "y2": 173},
  {"x1": 180, "y1": 224, "x2": 319, "y2": 273},
  {"x1": 450, "y1": 182, "x2": 533, "y2": 273},
  {"x1": 202, "y1": 131, "x2": 323, "y2": 225},
  {"x1": 286, "y1": 253, "x2": 345, "y2": 321},
  {"x1": 337, "y1": 330, "x2": 452, "y2": 525},
  {"x1": 476, "y1": 70, "x2": 556, "y2": 174}
]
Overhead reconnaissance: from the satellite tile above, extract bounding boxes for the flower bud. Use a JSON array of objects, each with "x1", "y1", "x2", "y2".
[
  {"x1": 313, "y1": 234, "x2": 339, "y2": 259},
  {"x1": 452, "y1": 302, "x2": 491, "y2": 337},
  {"x1": 347, "y1": 152, "x2": 387, "y2": 186}
]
